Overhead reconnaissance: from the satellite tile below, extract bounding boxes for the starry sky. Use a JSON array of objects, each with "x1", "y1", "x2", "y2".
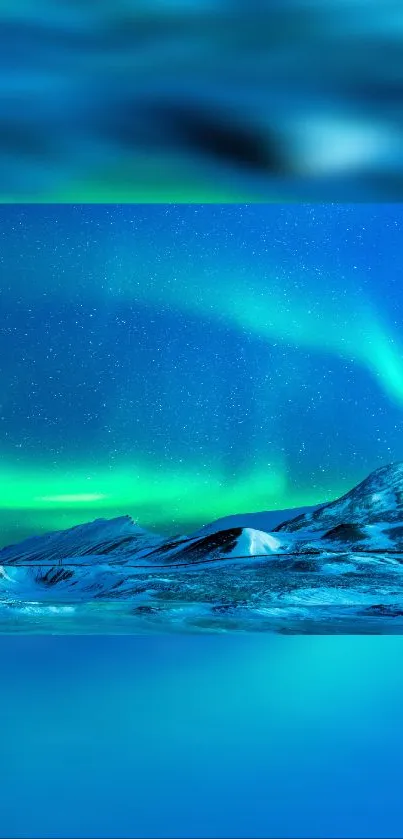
[{"x1": 1, "y1": 203, "x2": 403, "y2": 546}]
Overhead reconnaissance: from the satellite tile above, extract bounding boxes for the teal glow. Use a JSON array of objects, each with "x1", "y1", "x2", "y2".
[
  {"x1": 0, "y1": 204, "x2": 402, "y2": 545},
  {"x1": 1, "y1": 635, "x2": 403, "y2": 836}
]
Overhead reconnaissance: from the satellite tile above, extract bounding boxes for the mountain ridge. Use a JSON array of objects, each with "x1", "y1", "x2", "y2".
[
  {"x1": 1, "y1": 462, "x2": 403, "y2": 571},
  {"x1": 1, "y1": 462, "x2": 403, "y2": 631},
  {"x1": 275, "y1": 462, "x2": 403, "y2": 534}
]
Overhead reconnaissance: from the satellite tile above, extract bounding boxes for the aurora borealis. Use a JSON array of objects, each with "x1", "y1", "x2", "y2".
[{"x1": 1, "y1": 202, "x2": 403, "y2": 547}]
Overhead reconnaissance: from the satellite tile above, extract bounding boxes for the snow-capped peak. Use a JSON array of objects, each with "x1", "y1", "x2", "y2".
[
  {"x1": 0, "y1": 515, "x2": 163, "y2": 566},
  {"x1": 276, "y1": 461, "x2": 403, "y2": 533},
  {"x1": 236, "y1": 528, "x2": 282, "y2": 556}
]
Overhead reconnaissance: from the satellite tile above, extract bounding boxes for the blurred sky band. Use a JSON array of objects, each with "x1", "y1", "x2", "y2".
[{"x1": 2, "y1": 0, "x2": 403, "y2": 202}]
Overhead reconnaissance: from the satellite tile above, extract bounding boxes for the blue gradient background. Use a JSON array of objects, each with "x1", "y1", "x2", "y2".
[{"x1": 1, "y1": 636, "x2": 403, "y2": 838}]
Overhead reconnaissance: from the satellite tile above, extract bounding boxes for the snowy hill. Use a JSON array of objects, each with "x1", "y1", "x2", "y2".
[
  {"x1": 143, "y1": 526, "x2": 283, "y2": 565},
  {"x1": 0, "y1": 515, "x2": 163, "y2": 567},
  {"x1": 0, "y1": 524, "x2": 284, "y2": 603},
  {"x1": 275, "y1": 462, "x2": 403, "y2": 551},
  {"x1": 192, "y1": 505, "x2": 318, "y2": 538},
  {"x1": 1, "y1": 463, "x2": 403, "y2": 619}
]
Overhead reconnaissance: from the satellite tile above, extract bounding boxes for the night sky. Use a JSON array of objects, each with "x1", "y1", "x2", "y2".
[{"x1": 1, "y1": 203, "x2": 402, "y2": 546}]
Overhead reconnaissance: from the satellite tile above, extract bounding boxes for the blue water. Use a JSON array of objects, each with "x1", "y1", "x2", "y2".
[{"x1": 1, "y1": 636, "x2": 403, "y2": 838}]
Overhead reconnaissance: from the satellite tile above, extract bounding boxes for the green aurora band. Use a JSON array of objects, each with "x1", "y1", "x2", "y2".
[
  {"x1": 1, "y1": 206, "x2": 402, "y2": 544},
  {"x1": 0, "y1": 457, "x2": 350, "y2": 546}
]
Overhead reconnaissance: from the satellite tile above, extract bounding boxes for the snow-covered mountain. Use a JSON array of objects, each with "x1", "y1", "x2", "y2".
[
  {"x1": 274, "y1": 462, "x2": 403, "y2": 552},
  {"x1": 192, "y1": 505, "x2": 318, "y2": 538},
  {"x1": 1, "y1": 463, "x2": 403, "y2": 624},
  {"x1": 276, "y1": 463, "x2": 403, "y2": 531},
  {"x1": 0, "y1": 515, "x2": 164, "y2": 567},
  {"x1": 0, "y1": 523, "x2": 284, "y2": 603},
  {"x1": 2, "y1": 463, "x2": 403, "y2": 572},
  {"x1": 0, "y1": 515, "x2": 286, "y2": 602},
  {"x1": 143, "y1": 526, "x2": 283, "y2": 565}
]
